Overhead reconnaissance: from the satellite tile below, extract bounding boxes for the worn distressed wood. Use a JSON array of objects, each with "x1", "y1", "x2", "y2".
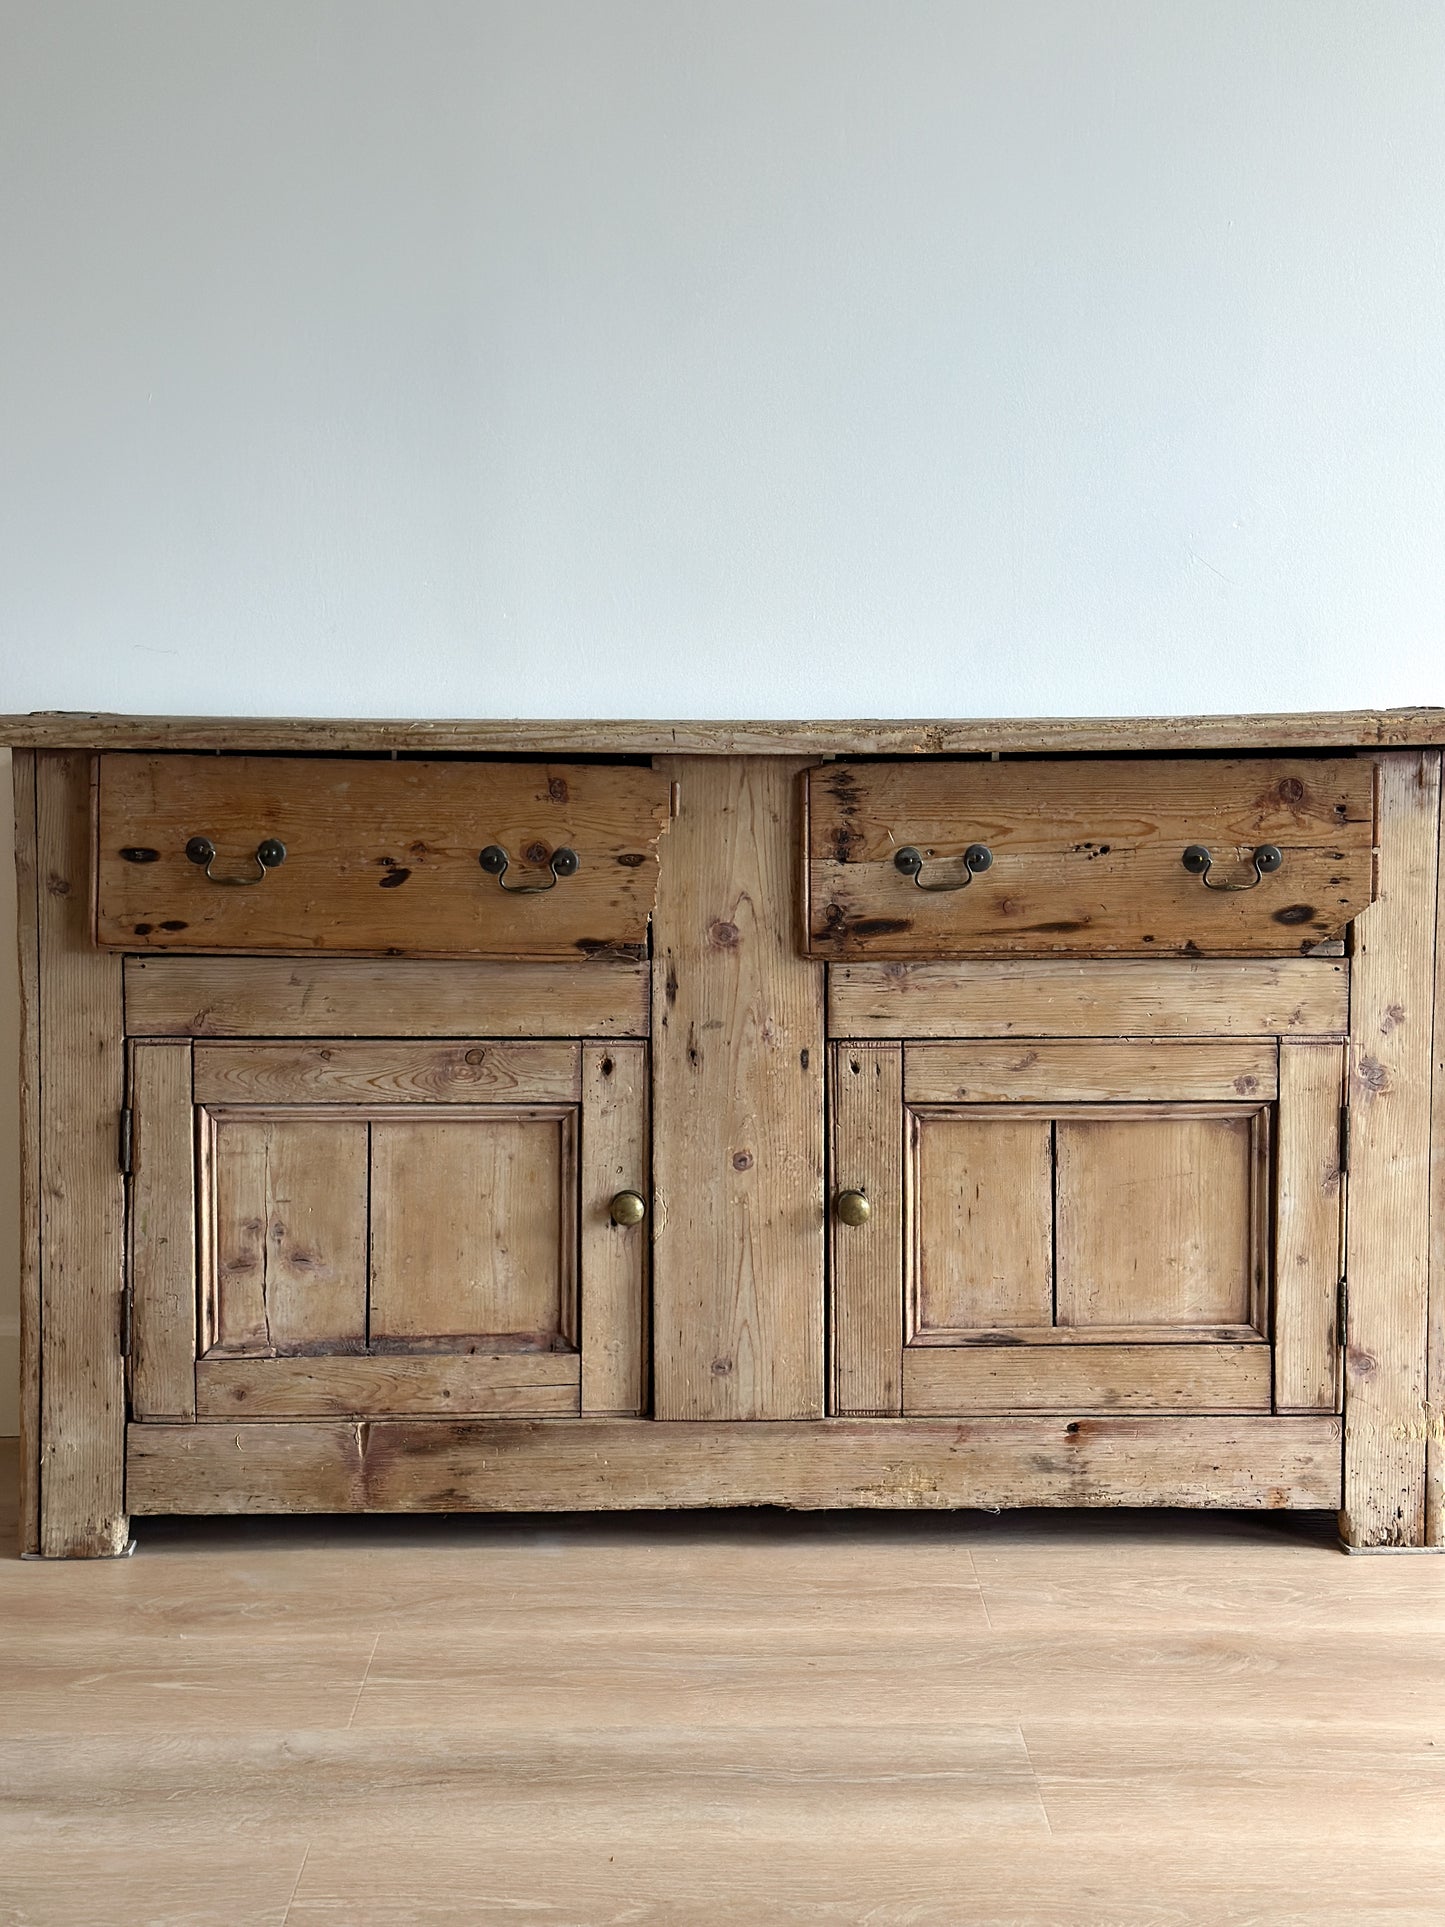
[
  {"x1": 124, "y1": 955, "x2": 650, "y2": 1039},
  {"x1": 6, "y1": 706, "x2": 1443, "y2": 754},
  {"x1": 193, "y1": 1039, "x2": 580, "y2": 1106},
  {"x1": 580, "y1": 1042, "x2": 649, "y2": 1416},
  {"x1": 205, "y1": 1113, "x2": 369, "y2": 1356},
  {"x1": 809, "y1": 758, "x2": 1375, "y2": 957},
  {"x1": 35, "y1": 752, "x2": 129, "y2": 1555},
  {"x1": 1342, "y1": 751, "x2": 1442, "y2": 1548},
  {"x1": 830, "y1": 1043, "x2": 904, "y2": 1416},
  {"x1": 11, "y1": 751, "x2": 41, "y2": 1553},
  {"x1": 123, "y1": 1415, "x2": 1343, "y2": 1513},
  {"x1": 195, "y1": 1353, "x2": 579, "y2": 1419},
  {"x1": 904, "y1": 1039, "x2": 1277, "y2": 1105},
  {"x1": 910, "y1": 1113, "x2": 1053, "y2": 1335},
  {"x1": 128, "y1": 1042, "x2": 196, "y2": 1418},
  {"x1": 369, "y1": 1111, "x2": 578, "y2": 1352},
  {"x1": 1054, "y1": 1111, "x2": 1268, "y2": 1332},
  {"x1": 96, "y1": 754, "x2": 671, "y2": 958},
  {"x1": 829, "y1": 958, "x2": 1350, "y2": 1039},
  {"x1": 651, "y1": 758, "x2": 826, "y2": 1419},
  {"x1": 902, "y1": 1344, "x2": 1271, "y2": 1416},
  {"x1": 1275, "y1": 1042, "x2": 1347, "y2": 1414}
]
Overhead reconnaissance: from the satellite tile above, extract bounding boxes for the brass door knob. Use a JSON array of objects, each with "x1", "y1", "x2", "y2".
[
  {"x1": 835, "y1": 1189, "x2": 871, "y2": 1227},
  {"x1": 609, "y1": 1189, "x2": 647, "y2": 1227}
]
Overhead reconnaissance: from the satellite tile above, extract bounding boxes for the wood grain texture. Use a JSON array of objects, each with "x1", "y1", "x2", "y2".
[
  {"x1": 829, "y1": 1043, "x2": 904, "y2": 1416},
  {"x1": 808, "y1": 757, "x2": 1376, "y2": 957},
  {"x1": 910, "y1": 1113, "x2": 1054, "y2": 1334},
  {"x1": 580, "y1": 1042, "x2": 649, "y2": 1416},
  {"x1": 123, "y1": 954, "x2": 650, "y2": 1038},
  {"x1": 128, "y1": 1041, "x2": 196, "y2": 1418},
  {"x1": 5, "y1": 705, "x2": 1443, "y2": 753},
  {"x1": 1342, "y1": 751, "x2": 1442, "y2": 1548},
  {"x1": 902, "y1": 1344, "x2": 1271, "y2": 1416},
  {"x1": 35, "y1": 752, "x2": 129, "y2": 1555},
  {"x1": 904, "y1": 1038, "x2": 1277, "y2": 1104},
  {"x1": 829, "y1": 957, "x2": 1350, "y2": 1039},
  {"x1": 95, "y1": 754, "x2": 671, "y2": 958},
  {"x1": 369, "y1": 1112, "x2": 577, "y2": 1351},
  {"x1": 206, "y1": 1114, "x2": 369, "y2": 1356},
  {"x1": 123, "y1": 1415, "x2": 1343, "y2": 1513},
  {"x1": 11, "y1": 751, "x2": 41, "y2": 1553},
  {"x1": 193, "y1": 1039, "x2": 580, "y2": 1105},
  {"x1": 1275, "y1": 1041, "x2": 1347, "y2": 1414},
  {"x1": 651, "y1": 758, "x2": 825, "y2": 1419},
  {"x1": 195, "y1": 1353, "x2": 579, "y2": 1419},
  {"x1": 1054, "y1": 1111, "x2": 1267, "y2": 1331}
]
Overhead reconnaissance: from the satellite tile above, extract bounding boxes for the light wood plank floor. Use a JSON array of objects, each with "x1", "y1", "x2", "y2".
[{"x1": 2, "y1": 1440, "x2": 1444, "y2": 1925}]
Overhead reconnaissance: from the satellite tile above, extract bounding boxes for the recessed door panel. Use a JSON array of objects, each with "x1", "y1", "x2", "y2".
[
  {"x1": 208, "y1": 1115, "x2": 369, "y2": 1356},
  {"x1": 369, "y1": 1111, "x2": 576, "y2": 1352},
  {"x1": 912, "y1": 1114, "x2": 1053, "y2": 1336},
  {"x1": 1054, "y1": 1112, "x2": 1266, "y2": 1332}
]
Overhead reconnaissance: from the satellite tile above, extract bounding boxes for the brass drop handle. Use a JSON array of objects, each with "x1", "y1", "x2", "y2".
[
  {"x1": 894, "y1": 844, "x2": 993, "y2": 892},
  {"x1": 185, "y1": 836, "x2": 286, "y2": 886},
  {"x1": 479, "y1": 845, "x2": 579, "y2": 893},
  {"x1": 609, "y1": 1189, "x2": 647, "y2": 1227},
  {"x1": 835, "y1": 1189, "x2": 871, "y2": 1227},
  {"x1": 1181, "y1": 844, "x2": 1283, "y2": 892}
]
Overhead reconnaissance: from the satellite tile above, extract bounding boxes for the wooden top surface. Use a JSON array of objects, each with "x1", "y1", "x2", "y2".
[{"x1": 2, "y1": 707, "x2": 1443, "y2": 755}]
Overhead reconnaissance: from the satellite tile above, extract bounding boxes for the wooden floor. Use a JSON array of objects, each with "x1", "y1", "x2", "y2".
[{"x1": 2, "y1": 1443, "x2": 1444, "y2": 1925}]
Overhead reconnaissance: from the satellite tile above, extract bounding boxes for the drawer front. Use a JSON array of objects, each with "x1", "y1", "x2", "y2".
[
  {"x1": 96, "y1": 755, "x2": 672, "y2": 958},
  {"x1": 807, "y1": 756, "x2": 1375, "y2": 957}
]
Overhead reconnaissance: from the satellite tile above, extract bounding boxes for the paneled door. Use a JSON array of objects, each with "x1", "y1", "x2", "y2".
[
  {"x1": 127, "y1": 1039, "x2": 649, "y2": 1421},
  {"x1": 830, "y1": 1038, "x2": 1345, "y2": 1417}
]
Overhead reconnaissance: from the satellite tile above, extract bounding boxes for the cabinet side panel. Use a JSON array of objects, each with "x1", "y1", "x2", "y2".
[
  {"x1": 12, "y1": 751, "x2": 41, "y2": 1554},
  {"x1": 831, "y1": 1043, "x2": 903, "y2": 1416},
  {"x1": 36, "y1": 752, "x2": 128, "y2": 1555},
  {"x1": 651, "y1": 759, "x2": 825, "y2": 1419},
  {"x1": 1343, "y1": 751, "x2": 1441, "y2": 1548}
]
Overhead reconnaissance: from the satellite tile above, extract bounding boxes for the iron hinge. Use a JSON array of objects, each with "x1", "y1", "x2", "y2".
[
  {"x1": 1338, "y1": 1102, "x2": 1350, "y2": 1176},
  {"x1": 1337, "y1": 1276, "x2": 1349, "y2": 1350},
  {"x1": 118, "y1": 1106, "x2": 133, "y2": 1176}
]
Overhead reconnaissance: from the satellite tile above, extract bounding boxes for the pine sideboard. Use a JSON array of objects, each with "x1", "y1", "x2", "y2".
[{"x1": 7, "y1": 709, "x2": 1445, "y2": 1556}]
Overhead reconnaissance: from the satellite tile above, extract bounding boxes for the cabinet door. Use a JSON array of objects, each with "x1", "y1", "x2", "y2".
[
  {"x1": 830, "y1": 1039, "x2": 1344, "y2": 1417},
  {"x1": 128, "y1": 1039, "x2": 649, "y2": 1420}
]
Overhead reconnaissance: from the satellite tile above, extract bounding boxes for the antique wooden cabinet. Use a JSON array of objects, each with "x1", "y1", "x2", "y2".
[{"x1": 7, "y1": 710, "x2": 1445, "y2": 1556}]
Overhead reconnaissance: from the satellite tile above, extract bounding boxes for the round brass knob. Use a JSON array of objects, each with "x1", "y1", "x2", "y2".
[
  {"x1": 609, "y1": 1189, "x2": 647, "y2": 1227},
  {"x1": 835, "y1": 1189, "x2": 871, "y2": 1227}
]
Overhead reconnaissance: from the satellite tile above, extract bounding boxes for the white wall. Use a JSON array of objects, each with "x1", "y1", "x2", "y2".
[
  {"x1": 2, "y1": 0, "x2": 1443, "y2": 722},
  {"x1": 3, "y1": 4, "x2": 1445, "y2": 1428}
]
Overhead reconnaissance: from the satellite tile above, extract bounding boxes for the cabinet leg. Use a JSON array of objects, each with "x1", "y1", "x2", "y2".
[
  {"x1": 29, "y1": 753, "x2": 129, "y2": 1557},
  {"x1": 1340, "y1": 751, "x2": 1442, "y2": 1550}
]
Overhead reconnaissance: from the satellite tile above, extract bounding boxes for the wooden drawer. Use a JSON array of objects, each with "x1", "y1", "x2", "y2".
[
  {"x1": 806, "y1": 756, "x2": 1376, "y2": 957},
  {"x1": 95, "y1": 755, "x2": 672, "y2": 958}
]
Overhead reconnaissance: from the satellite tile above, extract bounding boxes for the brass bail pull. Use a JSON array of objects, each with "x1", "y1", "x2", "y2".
[
  {"x1": 479, "y1": 845, "x2": 580, "y2": 893},
  {"x1": 894, "y1": 843, "x2": 993, "y2": 892},
  {"x1": 185, "y1": 836, "x2": 286, "y2": 886},
  {"x1": 1181, "y1": 844, "x2": 1283, "y2": 892}
]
